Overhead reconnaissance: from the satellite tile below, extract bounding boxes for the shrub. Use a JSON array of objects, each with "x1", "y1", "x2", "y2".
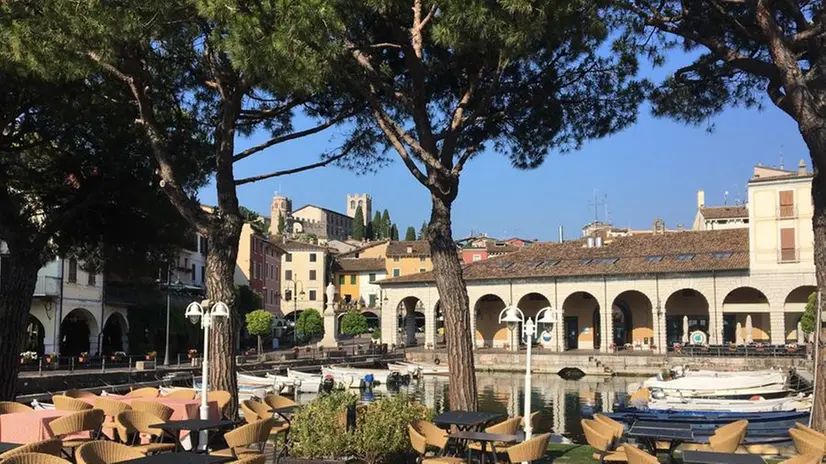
[
  {"x1": 296, "y1": 308, "x2": 324, "y2": 341},
  {"x1": 340, "y1": 311, "x2": 368, "y2": 337},
  {"x1": 289, "y1": 391, "x2": 357, "y2": 460},
  {"x1": 371, "y1": 329, "x2": 381, "y2": 340},
  {"x1": 352, "y1": 394, "x2": 432, "y2": 464}
]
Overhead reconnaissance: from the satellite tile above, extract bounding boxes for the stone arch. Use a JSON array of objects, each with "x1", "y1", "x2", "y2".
[
  {"x1": 517, "y1": 293, "x2": 553, "y2": 347},
  {"x1": 362, "y1": 310, "x2": 380, "y2": 331},
  {"x1": 722, "y1": 287, "x2": 770, "y2": 344},
  {"x1": 23, "y1": 314, "x2": 46, "y2": 354},
  {"x1": 612, "y1": 290, "x2": 653, "y2": 348},
  {"x1": 474, "y1": 294, "x2": 508, "y2": 348},
  {"x1": 561, "y1": 291, "x2": 600, "y2": 350},
  {"x1": 60, "y1": 308, "x2": 99, "y2": 356},
  {"x1": 397, "y1": 296, "x2": 424, "y2": 345},
  {"x1": 784, "y1": 286, "x2": 817, "y2": 343},
  {"x1": 664, "y1": 288, "x2": 709, "y2": 347},
  {"x1": 102, "y1": 312, "x2": 128, "y2": 354}
]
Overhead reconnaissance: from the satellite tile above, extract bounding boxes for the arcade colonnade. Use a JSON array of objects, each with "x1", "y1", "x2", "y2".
[
  {"x1": 26, "y1": 302, "x2": 129, "y2": 356},
  {"x1": 379, "y1": 270, "x2": 816, "y2": 353}
]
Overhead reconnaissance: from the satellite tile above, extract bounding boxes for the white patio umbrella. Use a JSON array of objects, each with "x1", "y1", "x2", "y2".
[
  {"x1": 735, "y1": 322, "x2": 743, "y2": 345},
  {"x1": 745, "y1": 314, "x2": 754, "y2": 344},
  {"x1": 797, "y1": 321, "x2": 806, "y2": 345},
  {"x1": 682, "y1": 315, "x2": 689, "y2": 344}
]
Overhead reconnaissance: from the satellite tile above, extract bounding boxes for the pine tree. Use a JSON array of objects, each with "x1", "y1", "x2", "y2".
[
  {"x1": 372, "y1": 211, "x2": 383, "y2": 239},
  {"x1": 405, "y1": 226, "x2": 417, "y2": 241},
  {"x1": 277, "y1": 214, "x2": 286, "y2": 234},
  {"x1": 352, "y1": 206, "x2": 365, "y2": 240},
  {"x1": 382, "y1": 209, "x2": 391, "y2": 239},
  {"x1": 419, "y1": 222, "x2": 429, "y2": 241},
  {"x1": 390, "y1": 224, "x2": 399, "y2": 240}
]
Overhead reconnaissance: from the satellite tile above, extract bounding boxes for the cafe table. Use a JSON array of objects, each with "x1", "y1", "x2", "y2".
[
  {"x1": 149, "y1": 419, "x2": 236, "y2": 452},
  {"x1": 118, "y1": 452, "x2": 233, "y2": 464},
  {"x1": 682, "y1": 450, "x2": 767, "y2": 464},
  {"x1": 432, "y1": 411, "x2": 504, "y2": 432},
  {"x1": 627, "y1": 421, "x2": 695, "y2": 463},
  {"x1": 450, "y1": 430, "x2": 520, "y2": 464},
  {"x1": 0, "y1": 443, "x2": 20, "y2": 454}
]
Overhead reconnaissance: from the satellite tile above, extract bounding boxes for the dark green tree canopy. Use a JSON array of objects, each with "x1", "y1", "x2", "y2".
[
  {"x1": 352, "y1": 206, "x2": 365, "y2": 240},
  {"x1": 296, "y1": 309, "x2": 324, "y2": 340},
  {"x1": 340, "y1": 310, "x2": 369, "y2": 336},
  {"x1": 405, "y1": 227, "x2": 417, "y2": 241}
]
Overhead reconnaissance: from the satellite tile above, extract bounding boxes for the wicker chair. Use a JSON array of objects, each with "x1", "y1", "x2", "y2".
[
  {"x1": 130, "y1": 401, "x2": 174, "y2": 422},
  {"x1": 407, "y1": 424, "x2": 465, "y2": 464},
  {"x1": 794, "y1": 424, "x2": 826, "y2": 454},
  {"x1": 94, "y1": 397, "x2": 131, "y2": 442},
  {"x1": 521, "y1": 411, "x2": 541, "y2": 431},
  {"x1": 2, "y1": 453, "x2": 71, "y2": 464},
  {"x1": 410, "y1": 419, "x2": 449, "y2": 452},
  {"x1": 594, "y1": 414, "x2": 625, "y2": 441},
  {"x1": 582, "y1": 419, "x2": 626, "y2": 462},
  {"x1": 469, "y1": 416, "x2": 522, "y2": 452},
  {"x1": 779, "y1": 453, "x2": 824, "y2": 464},
  {"x1": 125, "y1": 387, "x2": 158, "y2": 399},
  {"x1": 629, "y1": 387, "x2": 650, "y2": 402},
  {"x1": 699, "y1": 420, "x2": 748, "y2": 453},
  {"x1": 207, "y1": 391, "x2": 232, "y2": 420},
  {"x1": 0, "y1": 401, "x2": 34, "y2": 415},
  {"x1": 161, "y1": 389, "x2": 195, "y2": 400},
  {"x1": 64, "y1": 390, "x2": 97, "y2": 400},
  {"x1": 230, "y1": 455, "x2": 266, "y2": 464},
  {"x1": 790, "y1": 428, "x2": 826, "y2": 460},
  {"x1": 212, "y1": 418, "x2": 276, "y2": 459},
  {"x1": 623, "y1": 444, "x2": 659, "y2": 464},
  {"x1": 115, "y1": 411, "x2": 175, "y2": 455},
  {"x1": 240, "y1": 400, "x2": 271, "y2": 424},
  {"x1": 48, "y1": 409, "x2": 105, "y2": 459},
  {"x1": 75, "y1": 441, "x2": 146, "y2": 464},
  {"x1": 262, "y1": 393, "x2": 296, "y2": 410},
  {"x1": 0, "y1": 439, "x2": 63, "y2": 459},
  {"x1": 52, "y1": 396, "x2": 93, "y2": 412},
  {"x1": 504, "y1": 432, "x2": 551, "y2": 463}
]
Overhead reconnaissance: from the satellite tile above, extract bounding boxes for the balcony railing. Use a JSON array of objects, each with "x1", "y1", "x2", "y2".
[
  {"x1": 778, "y1": 204, "x2": 797, "y2": 218},
  {"x1": 32, "y1": 275, "x2": 61, "y2": 297},
  {"x1": 778, "y1": 248, "x2": 799, "y2": 263}
]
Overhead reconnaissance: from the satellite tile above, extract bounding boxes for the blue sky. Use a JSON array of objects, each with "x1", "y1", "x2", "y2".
[{"x1": 199, "y1": 59, "x2": 808, "y2": 242}]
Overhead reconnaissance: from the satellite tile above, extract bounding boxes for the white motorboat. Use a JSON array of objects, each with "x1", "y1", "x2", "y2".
[
  {"x1": 323, "y1": 366, "x2": 400, "y2": 385},
  {"x1": 263, "y1": 374, "x2": 297, "y2": 394},
  {"x1": 643, "y1": 369, "x2": 789, "y2": 399},
  {"x1": 646, "y1": 394, "x2": 812, "y2": 412},
  {"x1": 237, "y1": 372, "x2": 276, "y2": 389},
  {"x1": 398, "y1": 361, "x2": 448, "y2": 376},
  {"x1": 285, "y1": 369, "x2": 328, "y2": 393},
  {"x1": 388, "y1": 362, "x2": 419, "y2": 377}
]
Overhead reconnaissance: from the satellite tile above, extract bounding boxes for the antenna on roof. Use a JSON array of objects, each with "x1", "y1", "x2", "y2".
[
  {"x1": 590, "y1": 189, "x2": 606, "y2": 223},
  {"x1": 724, "y1": 190, "x2": 729, "y2": 205},
  {"x1": 779, "y1": 145, "x2": 785, "y2": 170}
]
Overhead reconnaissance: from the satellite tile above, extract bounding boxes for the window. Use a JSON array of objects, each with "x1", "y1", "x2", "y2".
[
  {"x1": 309, "y1": 253, "x2": 317, "y2": 262},
  {"x1": 192, "y1": 264, "x2": 196, "y2": 280},
  {"x1": 0, "y1": 256, "x2": 9, "y2": 289},
  {"x1": 419, "y1": 268, "x2": 426, "y2": 273},
  {"x1": 532, "y1": 259, "x2": 559, "y2": 268},
  {"x1": 779, "y1": 190, "x2": 795, "y2": 218},
  {"x1": 309, "y1": 290, "x2": 317, "y2": 301},
  {"x1": 286, "y1": 253, "x2": 292, "y2": 262},
  {"x1": 393, "y1": 268, "x2": 400, "y2": 277},
  {"x1": 676, "y1": 254, "x2": 695, "y2": 261},
  {"x1": 393, "y1": 257, "x2": 400, "y2": 262},
  {"x1": 285, "y1": 270, "x2": 293, "y2": 281},
  {"x1": 646, "y1": 255, "x2": 664, "y2": 263},
  {"x1": 369, "y1": 294, "x2": 377, "y2": 307},
  {"x1": 309, "y1": 270, "x2": 317, "y2": 281},
  {"x1": 285, "y1": 289, "x2": 292, "y2": 301},
  {"x1": 201, "y1": 266, "x2": 205, "y2": 283},
  {"x1": 87, "y1": 271, "x2": 96, "y2": 286},
  {"x1": 492, "y1": 261, "x2": 513, "y2": 269},
  {"x1": 420, "y1": 256, "x2": 426, "y2": 262},
  {"x1": 368, "y1": 273, "x2": 376, "y2": 282},
  {"x1": 712, "y1": 252, "x2": 733, "y2": 259},
  {"x1": 591, "y1": 257, "x2": 618, "y2": 264},
  {"x1": 184, "y1": 257, "x2": 189, "y2": 268},
  {"x1": 579, "y1": 258, "x2": 593, "y2": 265},
  {"x1": 350, "y1": 274, "x2": 356, "y2": 285},
  {"x1": 472, "y1": 254, "x2": 482, "y2": 262},
  {"x1": 780, "y1": 227, "x2": 797, "y2": 262},
  {"x1": 339, "y1": 274, "x2": 345, "y2": 285},
  {"x1": 269, "y1": 264, "x2": 273, "y2": 279},
  {"x1": 68, "y1": 258, "x2": 78, "y2": 283}
]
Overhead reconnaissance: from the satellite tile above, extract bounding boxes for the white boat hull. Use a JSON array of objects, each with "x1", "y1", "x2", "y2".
[
  {"x1": 644, "y1": 370, "x2": 788, "y2": 399},
  {"x1": 399, "y1": 361, "x2": 448, "y2": 376},
  {"x1": 647, "y1": 394, "x2": 811, "y2": 412}
]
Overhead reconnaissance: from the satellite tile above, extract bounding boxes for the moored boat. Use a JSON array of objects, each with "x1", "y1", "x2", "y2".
[
  {"x1": 642, "y1": 369, "x2": 789, "y2": 399},
  {"x1": 644, "y1": 394, "x2": 811, "y2": 413},
  {"x1": 398, "y1": 361, "x2": 448, "y2": 375}
]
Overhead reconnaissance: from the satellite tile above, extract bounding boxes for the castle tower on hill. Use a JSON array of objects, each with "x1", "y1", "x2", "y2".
[
  {"x1": 347, "y1": 193, "x2": 371, "y2": 226},
  {"x1": 269, "y1": 193, "x2": 292, "y2": 236}
]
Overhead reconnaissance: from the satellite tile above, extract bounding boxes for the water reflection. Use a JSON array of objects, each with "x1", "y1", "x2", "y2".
[{"x1": 295, "y1": 371, "x2": 637, "y2": 443}]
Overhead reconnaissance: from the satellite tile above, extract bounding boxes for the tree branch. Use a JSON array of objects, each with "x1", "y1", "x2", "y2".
[{"x1": 234, "y1": 141, "x2": 358, "y2": 186}]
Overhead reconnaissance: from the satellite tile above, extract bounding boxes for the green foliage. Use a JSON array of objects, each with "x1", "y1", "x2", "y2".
[
  {"x1": 372, "y1": 211, "x2": 383, "y2": 239},
  {"x1": 405, "y1": 227, "x2": 417, "y2": 241},
  {"x1": 234, "y1": 285, "x2": 263, "y2": 330},
  {"x1": 296, "y1": 308, "x2": 324, "y2": 340},
  {"x1": 390, "y1": 224, "x2": 399, "y2": 240},
  {"x1": 801, "y1": 292, "x2": 817, "y2": 335},
  {"x1": 371, "y1": 329, "x2": 381, "y2": 340},
  {"x1": 352, "y1": 206, "x2": 365, "y2": 240},
  {"x1": 419, "y1": 222, "x2": 429, "y2": 241},
  {"x1": 245, "y1": 310, "x2": 274, "y2": 336},
  {"x1": 381, "y1": 210, "x2": 391, "y2": 238},
  {"x1": 352, "y1": 394, "x2": 432, "y2": 464},
  {"x1": 340, "y1": 311, "x2": 368, "y2": 337},
  {"x1": 240, "y1": 207, "x2": 270, "y2": 236},
  {"x1": 289, "y1": 391, "x2": 357, "y2": 460},
  {"x1": 277, "y1": 214, "x2": 286, "y2": 234}
]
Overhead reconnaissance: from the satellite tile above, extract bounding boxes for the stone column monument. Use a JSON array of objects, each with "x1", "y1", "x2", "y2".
[{"x1": 318, "y1": 282, "x2": 339, "y2": 348}]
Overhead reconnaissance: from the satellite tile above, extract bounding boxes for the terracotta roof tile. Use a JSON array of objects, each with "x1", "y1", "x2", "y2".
[
  {"x1": 280, "y1": 240, "x2": 329, "y2": 252},
  {"x1": 386, "y1": 241, "x2": 431, "y2": 257},
  {"x1": 338, "y1": 240, "x2": 389, "y2": 258},
  {"x1": 380, "y1": 229, "x2": 748, "y2": 285},
  {"x1": 700, "y1": 206, "x2": 748, "y2": 219},
  {"x1": 332, "y1": 258, "x2": 386, "y2": 273}
]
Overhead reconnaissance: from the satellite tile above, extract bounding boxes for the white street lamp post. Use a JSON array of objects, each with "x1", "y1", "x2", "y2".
[
  {"x1": 185, "y1": 299, "x2": 229, "y2": 444},
  {"x1": 499, "y1": 305, "x2": 558, "y2": 444}
]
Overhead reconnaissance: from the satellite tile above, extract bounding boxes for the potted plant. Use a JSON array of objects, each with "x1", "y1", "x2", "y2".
[
  {"x1": 145, "y1": 351, "x2": 157, "y2": 361},
  {"x1": 188, "y1": 349, "x2": 198, "y2": 359},
  {"x1": 45, "y1": 352, "x2": 54, "y2": 364},
  {"x1": 292, "y1": 346, "x2": 300, "y2": 357},
  {"x1": 110, "y1": 351, "x2": 126, "y2": 362},
  {"x1": 78, "y1": 352, "x2": 88, "y2": 363}
]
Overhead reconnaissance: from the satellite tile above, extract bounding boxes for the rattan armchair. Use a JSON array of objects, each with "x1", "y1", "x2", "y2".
[
  {"x1": 161, "y1": 389, "x2": 196, "y2": 400},
  {"x1": 793, "y1": 424, "x2": 826, "y2": 453},
  {"x1": 207, "y1": 391, "x2": 232, "y2": 420},
  {"x1": 699, "y1": 420, "x2": 748, "y2": 453},
  {"x1": 1, "y1": 453, "x2": 71, "y2": 464},
  {"x1": 521, "y1": 411, "x2": 541, "y2": 431},
  {"x1": 504, "y1": 432, "x2": 551, "y2": 463},
  {"x1": 582, "y1": 419, "x2": 627, "y2": 462},
  {"x1": 125, "y1": 387, "x2": 158, "y2": 399},
  {"x1": 239, "y1": 400, "x2": 271, "y2": 424},
  {"x1": 75, "y1": 441, "x2": 146, "y2": 464},
  {"x1": 115, "y1": 411, "x2": 175, "y2": 455},
  {"x1": 130, "y1": 401, "x2": 174, "y2": 422},
  {"x1": 52, "y1": 396, "x2": 93, "y2": 412},
  {"x1": 410, "y1": 419, "x2": 449, "y2": 452},
  {"x1": 790, "y1": 428, "x2": 826, "y2": 459},
  {"x1": 262, "y1": 393, "x2": 296, "y2": 410},
  {"x1": 779, "y1": 453, "x2": 824, "y2": 464},
  {"x1": 94, "y1": 397, "x2": 131, "y2": 442},
  {"x1": 623, "y1": 444, "x2": 658, "y2": 464},
  {"x1": 230, "y1": 455, "x2": 266, "y2": 464},
  {"x1": 0, "y1": 439, "x2": 62, "y2": 459},
  {"x1": 407, "y1": 424, "x2": 465, "y2": 464},
  {"x1": 468, "y1": 416, "x2": 522, "y2": 452},
  {"x1": 594, "y1": 414, "x2": 625, "y2": 441},
  {"x1": 212, "y1": 418, "x2": 276, "y2": 459},
  {"x1": 64, "y1": 390, "x2": 97, "y2": 400},
  {"x1": 0, "y1": 401, "x2": 34, "y2": 415},
  {"x1": 48, "y1": 409, "x2": 105, "y2": 459}
]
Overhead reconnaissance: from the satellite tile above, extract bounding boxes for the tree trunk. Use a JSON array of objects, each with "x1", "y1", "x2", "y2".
[
  {"x1": 0, "y1": 248, "x2": 41, "y2": 400},
  {"x1": 427, "y1": 193, "x2": 478, "y2": 411},
  {"x1": 204, "y1": 217, "x2": 242, "y2": 418},
  {"x1": 801, "y1": 124, "x2": 826, "y2": 431},
  {"x1": 257, "y1": 335, "x2": 263, "y2": 361}
]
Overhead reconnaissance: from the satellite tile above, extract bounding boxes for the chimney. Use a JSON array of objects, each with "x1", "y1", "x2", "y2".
[
  {"x1": 558, "y1": 226, "x2": 564, "y2": 243},
  {"x1": 586, "y1": 236, "x2": 595, "y2": 248},
  {"x1": 697, "y1": 190, "x2": 705, "y2": 209},
  {"x1": 594, "y1": 236, "x2": 604, "y2": 248},
  {"x1": 798, "y1": 160, "x2": 808, "y2": 175}
]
